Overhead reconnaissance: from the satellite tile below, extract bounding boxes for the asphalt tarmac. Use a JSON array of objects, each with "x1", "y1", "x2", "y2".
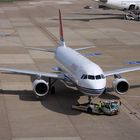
[{"x1": 0, "y1": 0, "x2": 140, "y2": 140}]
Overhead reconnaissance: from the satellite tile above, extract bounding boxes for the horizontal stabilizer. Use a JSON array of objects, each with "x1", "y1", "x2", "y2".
[
  {"x1": 74, "y1": 46, "x2": 95, "y2": 51},
  {"x1": 82, "y1": 52, "x2": 102, "y2": 57},
  {"x1": 25, "y1": 47, "x2": 56, "y2": 53}
]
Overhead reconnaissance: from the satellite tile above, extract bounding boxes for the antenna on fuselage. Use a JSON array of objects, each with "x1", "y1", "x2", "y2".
[{"x1": 59, "y1": 9, "x2": 66, "y2": 47}]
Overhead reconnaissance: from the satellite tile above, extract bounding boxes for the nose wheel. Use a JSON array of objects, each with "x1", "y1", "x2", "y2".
[{"x1": 72, "y1": 95, "x2": 97, "y2": 111}]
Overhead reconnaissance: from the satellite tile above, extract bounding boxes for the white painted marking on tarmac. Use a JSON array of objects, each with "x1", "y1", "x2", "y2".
[
  {"x1": 57, "y1": 1, "x2": 72, "y2": 4},
  {"x1": 29, "y1": 0, "x2": 76, "y2": 5},
  {"x1": 0, "y1": 32, "x2": 11, "y2": 37},
  {"x1": 13, "y1": 137, "x2": 81, "y2": 140}
]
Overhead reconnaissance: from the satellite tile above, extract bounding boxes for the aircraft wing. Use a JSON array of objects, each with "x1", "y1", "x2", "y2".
[
  {"x1": 104, "y1": 66, "x2": 140, "y2": 77},
  {"x1": 0, "y1": 68, "x2": 64, "y2": 79}
]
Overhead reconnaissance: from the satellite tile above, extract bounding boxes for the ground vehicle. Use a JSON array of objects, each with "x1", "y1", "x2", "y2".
[{"x1": 72, "y1": 100, "x2": 120, "y2": 115}]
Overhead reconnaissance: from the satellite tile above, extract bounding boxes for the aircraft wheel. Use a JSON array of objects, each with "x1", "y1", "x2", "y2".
[
  {"x1": 51, "y1": 86, "x2": 55, "y2": 95},
  {"x1": 35, "y1": 95, "x2": 46, "y2": 100},
  {"x1": 87, "y1": 107, "x2": 92, "y2": 114}
]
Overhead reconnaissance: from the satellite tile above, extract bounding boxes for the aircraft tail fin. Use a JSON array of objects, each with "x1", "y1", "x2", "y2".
[{"x1": 59, "y1": 10, "x2": 66, "y2": 47}]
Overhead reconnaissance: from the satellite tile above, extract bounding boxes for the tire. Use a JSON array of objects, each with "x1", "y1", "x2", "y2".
[
  {"x1": 51, "y1": 86, "x2": 55, "y2": 95},
  {"x1": 35, "y1": 95, "x2": 46, "y2": 100},
  {"x1": 87, "y1": 107, "x2": 92, "y2": 114}
]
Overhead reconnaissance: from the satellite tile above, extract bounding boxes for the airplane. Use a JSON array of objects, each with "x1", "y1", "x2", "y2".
[
  {"x1": 0, "y1": 10, "x2": 140, "y2": 104},
  {"x1": 95, "y1": 0, "x2": 140, "y2": 20}
]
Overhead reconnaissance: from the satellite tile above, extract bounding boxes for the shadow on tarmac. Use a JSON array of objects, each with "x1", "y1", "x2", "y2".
[
  {"x1": 54, "y1": 16, "x2": 124, "y2": 22},
  {"x1": 73, "y1": 13, "x2": 122, "y2": 16},
  {"x1": 41, "y1": 82, "x2": 82, "y2": 115},
  {"x1": 99, "y1": 93, "x2": 120, "y2": 100},
  {"x1": 53, "y1": 12, "x2": 124, "y2": 21},
  {"x1": 0, "y1": 81, "x2": 82, "y2": 115},
  {"x1": 0, "y1": 82, "x2": 139, "y2": 115},
  {"x1": 73, "y1": 12, "x2": 123, "y2": 16}
]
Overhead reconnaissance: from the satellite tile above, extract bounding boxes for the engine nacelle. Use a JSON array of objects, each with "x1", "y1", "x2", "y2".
[
  {"x1": 128, "y1": 5, "x2": 136, "y2": 10},
  {"x1": 112, "y1": 78, "x2": 129, "y2": 95},
  {"x1": 33, "y1": 79, "x2": 49, "y2": 97}
]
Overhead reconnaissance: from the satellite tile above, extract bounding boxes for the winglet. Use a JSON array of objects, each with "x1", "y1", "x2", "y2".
[{"x1": 59, "y1": 10, "x2": 65, "y2": 47}]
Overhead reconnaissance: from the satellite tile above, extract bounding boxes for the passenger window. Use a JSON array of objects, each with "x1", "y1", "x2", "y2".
[
  {"x1": 95, "y1": 75, "x2": 101, "y2": 80},
  {"x1": 88, "y1": 75, "x2": 95, "y2": 80}
]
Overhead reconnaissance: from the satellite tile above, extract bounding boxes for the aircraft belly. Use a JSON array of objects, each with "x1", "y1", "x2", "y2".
[{"x1": 61, "y1": 80, "x2": 77, "y2": 90}]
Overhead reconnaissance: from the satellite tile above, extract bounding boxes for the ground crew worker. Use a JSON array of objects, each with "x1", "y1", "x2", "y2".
[{"x1": 98, "y1": 101, "x2": 102, "y2": 108}]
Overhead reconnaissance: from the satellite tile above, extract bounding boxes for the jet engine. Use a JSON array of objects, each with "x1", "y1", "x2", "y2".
[
  {"x1": 112, "y1": 78, "x2": 129, "y2": 95},
  {"x1": 128, "y1": 5, "x2": 136, "y2": 10},
  {"x1": 33, "y1": 79, "x2": 49, "y2": 97}
]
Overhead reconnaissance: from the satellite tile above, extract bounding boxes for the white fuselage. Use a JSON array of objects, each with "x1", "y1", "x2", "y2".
[
  {"x1": 55, "y1": 45, "x2": 106, "y2": 96},
  {"x1": 98, "y1": 0, "x2": 140, "y2": 10}
]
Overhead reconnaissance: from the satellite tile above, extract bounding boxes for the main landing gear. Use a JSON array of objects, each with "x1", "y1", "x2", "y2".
[
  {"x1": 49, "y1": 78, "x2": 57, "y2": 95},
  {"x1": 72, "y1": 96, "x2": 94, "y2": 113}
]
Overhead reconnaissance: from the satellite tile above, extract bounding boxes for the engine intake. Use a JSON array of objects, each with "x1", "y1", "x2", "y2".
[
  {"x1": 33, "y1": 79, "x2": 49, "y2": 97},
  {"x1": 113, "y1": 78, "x2": 129, "y2": 95}
]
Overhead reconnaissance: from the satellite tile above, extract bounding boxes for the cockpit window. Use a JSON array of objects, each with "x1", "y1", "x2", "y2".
[
  {"x1": 95, "y1": 75, "x2": 101, "y2": 80},
  {"x1": 81, "y1": 74, "x2": 87, "y2": 79},
  {"x1": 81, "y1": 74, "x2": 105, "y2": 80},
  {"x1": 83, "y1": 75, "x2": 87, "y2": 79},
  {"x1": 88, "y1": 75, "x2": 95, "y2": 80},
  {"x1": 81, "y1": 75, "x2": 84, "y2": 79},
  {"x1": 101, "y1": 74, "x2": 105, "y2": 79}
]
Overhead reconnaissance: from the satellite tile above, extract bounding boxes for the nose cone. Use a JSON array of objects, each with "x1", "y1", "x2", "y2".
[
  {"x1": 95, "y1": 88, "x2": 105, "y2": 94},
  {"x1": 92, "y1": 77, "x2": 106, "y2": 89},
  {"x1": 79, "y1": 79, "x2": 106, "y2": 96},
  {"x1": 92, "y1": 80, "x2": 106, "y2": 94}
]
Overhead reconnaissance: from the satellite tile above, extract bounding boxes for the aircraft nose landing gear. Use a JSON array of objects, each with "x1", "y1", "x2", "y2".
[{"x1": 88, "y1": 96, "x2": 93, "y2": 104}]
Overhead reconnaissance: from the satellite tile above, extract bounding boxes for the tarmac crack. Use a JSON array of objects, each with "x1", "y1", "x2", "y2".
[
  {"x1": 15, "y1": 3, "x2": 59, "y2": 46},
  {"x1": 120, "y1": 97, "x2": 140, "y2": 125},
  {"x1": 2, "y1": 93, "x2": 13, "y2": 139}
]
